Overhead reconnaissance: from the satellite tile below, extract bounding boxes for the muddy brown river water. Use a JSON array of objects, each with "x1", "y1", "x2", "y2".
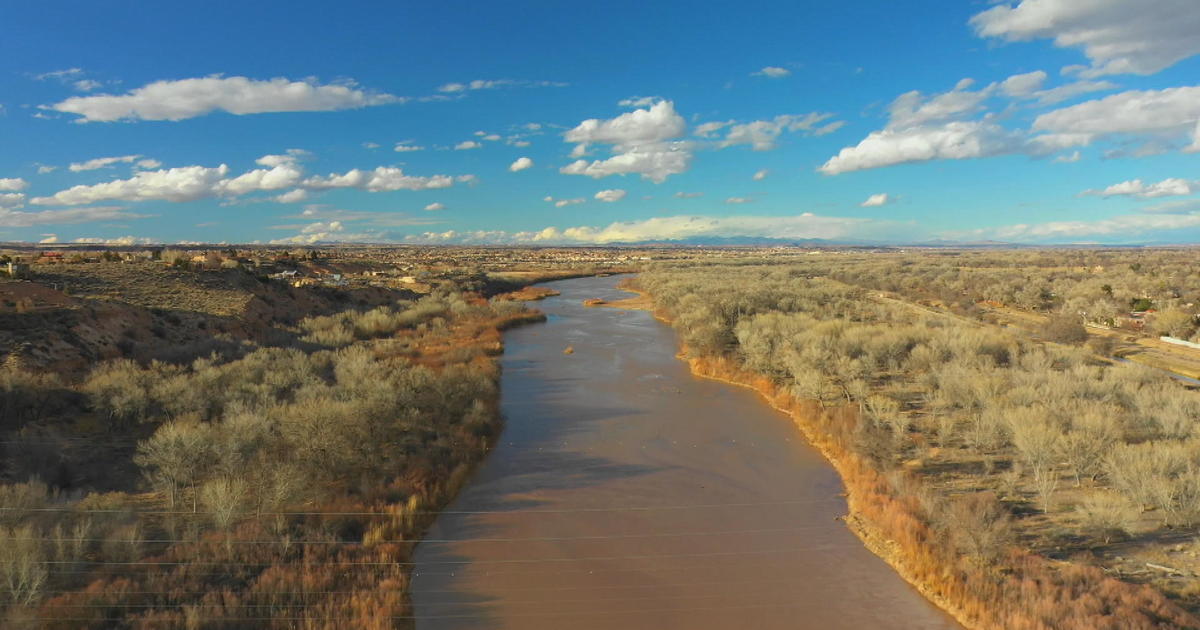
[{"x1": 411, "y1": 275, "x2": 960, "y2": 629}]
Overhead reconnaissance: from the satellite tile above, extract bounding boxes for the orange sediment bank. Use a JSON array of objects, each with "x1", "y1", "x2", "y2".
[
  {"x1": 494, "y1": 286, "x2": 561, "y2": 301},
  {"x1": 683, "y1": 354, "x2": 1197, "y2": 630},
  {"x1": 582, "y1": 298, "x2": 607, "y2": 307},
  {"x1": 610, "y1": 284, "x2": 1198, "y2": 630}
]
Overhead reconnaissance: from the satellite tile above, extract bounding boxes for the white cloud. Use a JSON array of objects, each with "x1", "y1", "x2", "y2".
[
  {"x1": 39, "y1": 235, "x2": 58, "y2": 244},
  {"x1": 1084, "y1": 177, "x2": 1195, "y2": 198},
  {"x1": 73, "y1": 79, "x2": 102, "y2": 92},
  {"x1": 971, "y1": 0, "x2": 1200, "y2": 77},
  {"x1": 32, "y1": 165, "x2": 230, "y2": 205},
  {"x1": 554, "y1": 198, "x2": 586, "y2": 208},
  {"x1": 618, "y1": 96, "x2": 660, "y2": 107},
  {"x1": 69, "y1": 155, "x2": 143, "y2": 171},
  {"x1": 424, "y1": 202, "x2": 445, "y2": 211},
  {"x1": 274, "y1": 189, "x2": 309, "y2": 204},
  {"x1": 32, "y1": 157, "x2": 470, "y2": 206},
  {"x1": 363, "y1": 142, "x2": 381, "y2": 149},
  {"x1": 1054, "y1": 150, "x2": 1082, "y2": 162},
  {"x1": 454, "y1": 140, "x2": 482, "y2": 150},
  {"x1": 1032, "y1": 86, "x2": 1200, "y2": 151},
  {"x1": 1000, "y1": 70, "x2": 1047, "y2": 97},
  {"x1": 0, "y1": 205, "x2": 149, "y2": 227},
  {"x1": 820, "y1": 120, "x2": 1024, "y2": 175},
  {"x1": 952, "y1": 212, "x2": 1200, "y2": 242},
  {"x1": 394, "y1": 142, "x2": 424, "y2": 152},
  {"x1": 509, "y1": 157, "x2": 534, "y2": 172},
  {"x1": 594, "y1": 189, "x2": 627, "y2": 202},
  {"x1": 1028, "y1": 79, "x2": 1119, "y2": 105},
  {"x1": 718, "y1": 113, "x2": 840, "y2": 150},
  {"x1": 565, "y1": 100, "x2": 686, "y2": 147},
  {"x1": 34, "y1": 68, "x2": 83, "y2": 82},
  {"x1": 560, "y1": 101, "x2": 694, "y2": 183},
  {"x1": 49, "y1": 76, "x2": 403, "y2": 122},
  {"x1": 36, "y1": 165, "x2": 57, "y2": 174},
  {"x1": 0, "y1": 193, "x2": 25, "y2": 209},
  {"x1": 255, "y1": 149, "x2": 310, "y2": 167},
  {"x1": 71, "y1": 235, "x2": 155, "y2": 246},
  {"x1": 725, "y1": 197, "x2": 753, "y2": 204},
  {"x1": 0, "y1": 178, "x2": 29, "y2": 192},
  {"x1": 887, "y1": 79, "x2": 993, "y2": 129},
  {"x1": 860, "y1": 193, "x2": 893, "y2": 207},
  {"x1": 752, "y1": 169, "x2": 769, "y2": 181},
  {"x1": 752, "y1": 66, "x2": 791, "y2": 78},
  {"x1": 561, "y1": 146, "x2": 692, "y2": 183},
  {"x1": 674, "y1": 191, "x2": 703, "y2": 199},
  {"x1": 436, "y1": 79, "x2": 566, "y2": 93},
  {"x1": 136, "y1": 158, "x2": 162, "y2": 169},
  {"x1": 302, "y1": 167, "x2": 464, "y2": 192},
  {"x1": 694, "y1": 120, "x2": 734, "y2": 138}
]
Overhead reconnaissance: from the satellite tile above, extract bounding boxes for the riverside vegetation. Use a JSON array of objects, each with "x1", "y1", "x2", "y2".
[
  {"x1": 635, "y1": 252, "x2": 1200, "y2": 630},
  {"x1": 0, "y1": 264, "x2": 546, "y2": 628}
]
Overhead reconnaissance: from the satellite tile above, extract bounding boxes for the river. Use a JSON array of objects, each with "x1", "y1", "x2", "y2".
[{"x1": 411, "y1": 275, "x2": 959, "y2": 629}]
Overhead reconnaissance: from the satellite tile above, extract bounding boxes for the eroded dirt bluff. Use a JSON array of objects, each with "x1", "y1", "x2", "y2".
[
  {"x1": 0, "y1": 263, "x2": 412, "y2": 376},
  {"x1": 410, "y1": 275, "x2": 960, "y2": 630}
]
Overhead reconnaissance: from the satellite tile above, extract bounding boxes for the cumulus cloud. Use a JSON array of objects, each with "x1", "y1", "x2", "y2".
[
  {"x1": 39, "y1": 235, "x2": 58, "y2": 244},
  {"x1": 33, "y1": 165, "x2": 231, "y2": 205},
  {"x1": 860, "y1": 193, "x2": 893, "y2": 207},
  {"x1": 1054, "y1": 150, "x2": 1082, "y2": 162},
  {"x1": 69, "y1": 155, "x2": 143, "y2": 171},
  {"x1": 0, "y1": 178, "x2": 29, "y2": 192},
  {"x1": 0, "y1": 193, "x2": 25, "y2": 209},
  {"x1": 394, "y1": 142, "x2": 424, "y2": 152},
  {"x1": 31, "y1": 155, "x2": 472, "y2": 206},
  {"x1": 594, "y1": 189, "x2": 627, "y2": 202},
  {"x1": 424, "y1": 202, "x2": 445, "y2": 211},
  {"x1": 1032, "y1": 86, "x2": 1200, "y2": 152},
  {"x1": 71, "y1": 235, "x2": 156, "y2": 246},
  {"x1": 725, "y1": 197, "x2": 753, "y2": 204},
  {"x1": 37, "y1": 165, "x2": 57, "y2": 174},
  {"x1": 454, "y1": 140, "x2": 482, "y2": 150},
  {"x1": 554, "y1": 198, "x2": 586, "y2": 208},
  {"x1": 674, "y1": 191, "x2": 703, "y2": 199},
  {"x1": 0, "y1": 205, "x2": 149, "y2": 227},
  {"x1": 718, "y1": 113, "x2": 841, "y2": 150},
  {"x1": 561, "y1": 146, "x2": 692, "y2": 183},
  {"x1": 566, "y1": 100, "x2": 687, "y2": 148},
  {"x1": 509, "y1": 156, "x2": 534, "y2": 172},
  {"x1": 971, "y1": 0, "x2": 1200, "y2": 77},
  {"x1": 1083, "y1": 177, "x2": 1195, "y2": 198},
  {"x1": 820, "y1": 120, "x2": 1024, "y2": 175},
  {"x1": 753, "y1": 169, "x2": 769, "y2": 181},
  {"x1": 49, "y1": 76, "x2": 403, "y2": 122},
  {"x1": 136, "y1": 158, "x2": 162, "y2": 169},
  {"x1": 302, "y1": 167, "x2": 466, "y2": 192},
  {"x1": 560, "y1": 99, "x2": 693, "y2": 183},
  {"x1": 1000, "y1": 70, "x2": 1047, "y2": 97},
  {"x1": 274, "y1": 189, "x2": 309, "y2": 203},
  {"x1": 752, "y1": 66, "x2": 791, "y2": 78}
]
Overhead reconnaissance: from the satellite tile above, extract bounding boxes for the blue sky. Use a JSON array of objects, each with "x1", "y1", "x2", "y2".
[{"x1": 3, "y1": 0, "x2": 1200, "y2": 245}]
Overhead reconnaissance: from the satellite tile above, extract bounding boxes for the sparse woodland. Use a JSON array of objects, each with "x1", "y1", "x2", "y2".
[
  {"x1": 636, "y1": 253, "x2": 1200, "y2": 630},
  {"x1": 0, "y1": 279, "x2": 544, "y2": 628}
]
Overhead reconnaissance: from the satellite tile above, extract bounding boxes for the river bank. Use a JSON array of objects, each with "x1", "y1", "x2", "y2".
[{"x1": 626, "y1": 270, "x2": 1199, "y2": 630}]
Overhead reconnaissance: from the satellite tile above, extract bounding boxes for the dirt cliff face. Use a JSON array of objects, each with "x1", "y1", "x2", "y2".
[{"x1": 0, "y1": 263, "x2": 413, "y2": 379}]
